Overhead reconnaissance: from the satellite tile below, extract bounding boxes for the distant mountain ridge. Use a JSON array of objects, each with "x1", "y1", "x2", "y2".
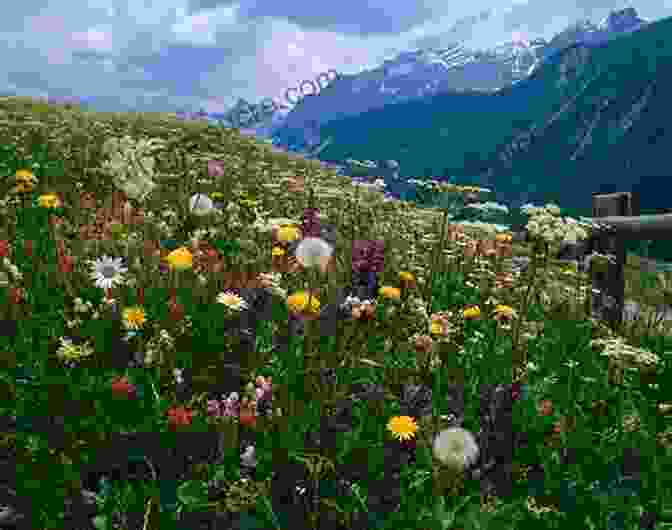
[
  {"x1": 306, "y1": 11, "x2": 672, "y2": 244},
  {"x1": 273, "y1": 7, "x2": 649, "y2": 151}
]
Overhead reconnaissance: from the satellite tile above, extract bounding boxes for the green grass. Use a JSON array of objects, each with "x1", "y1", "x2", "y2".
[{"x1": 0, "y1": 95, "x2": 671, "y2": 530}]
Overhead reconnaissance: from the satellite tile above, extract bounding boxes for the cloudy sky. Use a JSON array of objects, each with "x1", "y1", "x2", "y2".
[{"x1": 2, "y1": 0, "x2": 671, "y2": 116}]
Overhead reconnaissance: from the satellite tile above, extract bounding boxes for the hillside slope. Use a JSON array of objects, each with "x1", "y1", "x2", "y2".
[{"x1": 311, "y1": 15, "x2": 672, "y2": 218}]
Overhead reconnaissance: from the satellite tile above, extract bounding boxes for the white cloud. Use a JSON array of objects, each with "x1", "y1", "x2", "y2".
[
  {"x1": 70, "y1": 27, "x2": 114, "y2": 52},
  {"x1": 172, "y1": 13, "x2": 217, "y2": 44},
  {"x1": 0, "y1": 0, "x2": 669, "y2": 116}
]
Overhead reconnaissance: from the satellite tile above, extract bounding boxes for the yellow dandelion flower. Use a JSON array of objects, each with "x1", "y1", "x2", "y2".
[
  {"x1": 15, "y1": 169, "x2": 37, "y2": 184},
  {"x1": 398, "y1": 271, "x2": 415, "y2": 282},
  {"x1": 11, "y1": 170, "x2": 38, "y2": 193},
  {"x1": 378, "y1": 286, "x2": 401, "y2": 301},
  {"x1": 287, "y1": 291, "x2": 321, "y2": 315},
  {"x1": 430, "y1": 313, "x2": 452, "y2": 336},
  {"x1": 164, "y1": 247, "x2": 193, "y2": 271},
  {"x1": 272, "y1": 246, "x2": 286, "y2": 257},
  {"x1": 462, "y1": 306, "x2": 481, "y2": 319},
  {"x1": 122, "y1": 306, "x2": 147, "y2": 330},
  {"x1": 38, "y1": 192, "x2": 62, "y2": 209},
  {"x1": 276, "y1": 225, "x2": 301, "y2": 243},
  {"x1": 387, "y1": 415, "x2": 418, "y2": 441},
  {"x1": 493, "y1": 304, "x2": 516, "y2": 319}
]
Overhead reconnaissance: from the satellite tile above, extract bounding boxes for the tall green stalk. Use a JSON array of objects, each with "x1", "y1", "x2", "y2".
[{"x1": 425, "y1": 208, "x2": 450, "y2": 318}]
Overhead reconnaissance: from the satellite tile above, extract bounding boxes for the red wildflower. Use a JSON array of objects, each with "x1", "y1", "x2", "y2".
[
  {"x1": 0, "y1": 240, "x2": 10, "y2": 258},
  {"x1": 57, "y1": 252, "x2": 74, "y2": 274},
  {"x1": 111, "y1": 376, "x2": 136, "y2": 399},
  {"x1": 168, "y1": 300, "x2": 185, "y2": 322},
  {"x1": 537, "y1": 399, "x2": 554, "y2": 417},
  {"x1": 136, "y1": 287, "x2": 145, "y2": 306},
  {"x1": 239, "y1": 413, "x2": 257, "y2": 428},
  {"x1": 510, "y1": 383, "x2": 522, "y2": 401},
  {"x1": 8, "y1": 287, "x2": 24, "y2": 305},
  {"x1": 167, "y1": 406, "x2": 194, "y2": 430}
]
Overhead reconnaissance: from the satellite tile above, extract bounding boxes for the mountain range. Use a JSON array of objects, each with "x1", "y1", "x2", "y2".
[
  {"x1": 291, "y1": 9, "x2": 672, "y2": 258},
  {"x1": 272, "y1": 7, "x2": 648, "y2": 150}
]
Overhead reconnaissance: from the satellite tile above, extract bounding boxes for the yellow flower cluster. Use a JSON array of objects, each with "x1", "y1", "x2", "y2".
[
  {"x1": 38, "y1": 192, "x2": 62, "y2": 209},
  {"x1": 287, "y1": 291, "x2": 321, "y2": 315},
  {"x1": 122, "y1": 306, "x2": 147, "y2": 330},
  {"x1": 387, "y1": 415, "x2": 418, "y2": 441},
  {"x1": 276, "y1": 225, "x2": 301, "y2": 243},
  {"x1": 378, "y1": 286, "x2": 401, "y2": 301},
  {"x1": 462, "y1": 306, "x2": 481, "y2": 319},
  {"x1": 164, "y1": 247, "x2": 194, "y2": 271},
  {"x1": 493, "y1": 304, "x2": 516, "y2": 319},
  {"x1": 12, "y1": 169, "x2": 38, "y2": 194}
]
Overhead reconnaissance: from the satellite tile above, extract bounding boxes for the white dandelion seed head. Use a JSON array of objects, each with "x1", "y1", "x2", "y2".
[
  {"x1": 433, "y1": 427, "x2": 480, "y2": 472},
  {"x1": 295, "y1": 237, "x2": 334, "y2": 268},
  {"x1": 189, "y1": 193, "x2": 214, "y2": 215}
]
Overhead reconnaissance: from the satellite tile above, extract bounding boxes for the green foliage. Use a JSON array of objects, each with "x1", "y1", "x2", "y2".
[{"x1": 0, "y1": 95, "x2": 668, "y2": 530}]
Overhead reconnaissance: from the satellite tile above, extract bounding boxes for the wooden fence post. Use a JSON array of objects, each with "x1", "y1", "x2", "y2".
[{"x1": 590, "y1": 192, "x2": 638, "y2": 331}]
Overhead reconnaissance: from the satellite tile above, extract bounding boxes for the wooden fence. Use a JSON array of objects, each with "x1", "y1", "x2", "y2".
[
  {"x1": 511, "y1": 191, "x2": 672, "y2": 331},
  {"x1": 573, "y1": 191, "x2": 672, "y2": 331}
]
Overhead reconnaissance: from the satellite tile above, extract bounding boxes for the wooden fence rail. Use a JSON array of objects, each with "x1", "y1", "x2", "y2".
[
  {"x1": 511, "y1": 191, "x2": 672, "y2": 331},
  {"x1": 570, "y1": 191, "x2": 672, "y2": 331}
]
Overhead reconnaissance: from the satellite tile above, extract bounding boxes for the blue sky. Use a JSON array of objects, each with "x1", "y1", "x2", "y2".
[{"x1": 2, "y1": 0, "x2": 671, "y2": 116}]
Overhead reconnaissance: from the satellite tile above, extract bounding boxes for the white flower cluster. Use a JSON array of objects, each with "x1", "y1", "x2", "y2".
[
  {"x1": 464, "y1": 201, "x2": 510, "y2": 215},
  {"x1": 351, "y1": 178, "x2": 387, "y2": 192},
  {"x1": 521, "y1": 203, "x2": 591, "y2": 244},
  {"x1": 100, "y1": 135, "x2": 166, "y2": 201},
  {"x1": 340, "y1": 295, "x2": 375, "y2": 312},
  {"x1": 143, "y1": 328, "x2": 175, "y2": 366},
  {"x1": 591, "y1": 336, "x2": 661, "y2": 369},
  {"x1": 0, "y1": 256, "x2": 23, "y2": 287},
  {"x1": 346, "y1": 159, "x2": 378, "y2": 169},
  {"x1": 60, "y1": 296, "x2": 103, "y2": 329},
  {"x1": 407, "y1": 295, "x2": 429, "y2": 321},
  {"x1": 252, "y1": 217, "x2": 300, "y2": 234},
  {"x1": 190, "y1": 226, "x2": 223, "y2": 244},
  {"x1": 455, "y1": 220, "x2": 511, "y2": 236},
  {"x1": 56, "y1": 337, "x2": 94, "y2": 363}
]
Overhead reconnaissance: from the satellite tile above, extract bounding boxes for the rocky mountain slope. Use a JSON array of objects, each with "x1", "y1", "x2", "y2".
[
  {"x1": 273, "y1": 7, "x2": 648, "y2": 151},
  {"x1": 305, "y1": 13, "x2": 671, "y2": 229}
]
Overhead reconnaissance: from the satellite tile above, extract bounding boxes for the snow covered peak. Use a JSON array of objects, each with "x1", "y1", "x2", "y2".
[{"x1": 597, "y1": 7, "x2": 646, "y2": 32}]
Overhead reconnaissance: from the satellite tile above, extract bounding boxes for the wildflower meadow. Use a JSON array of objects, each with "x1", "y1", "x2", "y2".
[{"x1": 0, "y1": 96, "x2": 670, "y2": 530}]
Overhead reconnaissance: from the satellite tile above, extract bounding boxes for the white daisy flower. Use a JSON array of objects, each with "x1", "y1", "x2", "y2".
[
  {"x1": 89, "y1": 255, "x2": 128, "y2": 290},
  {"x1": 216, "y1": 291, "x2": 249, "y2": 311}
]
